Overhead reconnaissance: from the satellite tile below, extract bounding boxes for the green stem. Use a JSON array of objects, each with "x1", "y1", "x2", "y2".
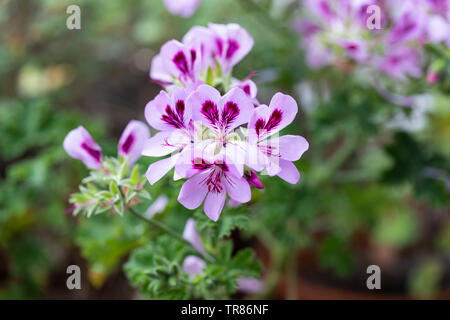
[{"x1": 119, "y1": 189, "x2": 212, "y2": 261}]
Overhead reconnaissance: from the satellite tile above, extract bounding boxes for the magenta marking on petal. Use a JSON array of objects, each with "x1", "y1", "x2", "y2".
[
  {"x1": 81, "y1": 142, "x2": 101, "y2": 162},
  {"x1": 121, "y1": 133, "x2": 135, "y2": 154},
  {"x1": 162, "y1": 104, "x2": 185, "y2": 128},
  {"x1": 255, "y1": 108, "x2": 283, "y2": 137},
  {"x1": 173, "y1": 51, "x2": 190, "y2": 75},
  {"x1": 201, "y1": 100, "x2": 220, "y2": 127},
  {"x1": 214, "y1": 160, "x2": 229, "y2": 172},
  {"x1": 190, "y1": 49, "x2": 197, "y2": 68},
  {"x1": 242, "y1": 84, "x2": 251, "y2": 96},
  {"x1": 225, "y1": 39, "x2": 239, "y2": 60},
  {"x1": 192, "y1": 158, "x2": 213, "y2": 171},
  {"x1": 176, "y1": 100, "x2": 185, "y2": 118},
  {"x1": 221, "y1": 101, "x2": 239, "y2": 129},
  {"x1": 215, "y1": 38, "x2": 223, "y2": 56}
]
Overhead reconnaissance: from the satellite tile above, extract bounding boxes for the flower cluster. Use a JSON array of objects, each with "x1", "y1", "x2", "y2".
[
  {"x1": 295, "y1": 0, "x2": 450, "y2": 80},
  {"x1": 144, "y1": 23, "x2": 309, "y2": 221}
]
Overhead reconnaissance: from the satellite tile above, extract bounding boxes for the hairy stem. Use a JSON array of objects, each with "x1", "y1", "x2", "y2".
[{"x1": 119, "y1": 188, "x2": 211, "y2": 261}]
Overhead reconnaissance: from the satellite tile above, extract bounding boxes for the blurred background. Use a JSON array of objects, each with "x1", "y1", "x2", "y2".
[{"x1": 0, "y1": 0, "x2": 449, "y2": 299}]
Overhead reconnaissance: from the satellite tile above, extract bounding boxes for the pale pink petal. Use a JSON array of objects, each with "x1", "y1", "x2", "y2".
[
  {"x1": 163, "y1": 0, "x2": 201, "y2": 18},
  {"x1": 183, "y1": 218, "x2": 206, "y2": 255},
  {"x1": 223, "y1": 142, "x2": 247, "y2": 177},
  {"x1": 182, "y1": 26, "x2": 215, "y2": 71},
  {"x1": 178, "y1": 172, "x2": 209, "y2": 210},
  {"x1": 266, "y1": 92, "x2": 298, "y2": 134},
  {"x1": 145, "y1": 90, "x2": 174, "y2": 131},
  {"x1": 219, "y1": 87, "x2": 254, "y2": 132},
  {"x1": 208, "y1": 23, "x2": 254, "y2": 74},
  {"x1": 204, "y1": 190, "x2": 226, "y2": 222},
  {"x1": 188, "y1": 84, "x2": 222, "y2": 129},
  {"x1": 145, "y1": 195, "x2": 169, "y2": 219},
  {"x1": 63, "y1": 126, "x2": 102, "y2": 170},
  {"x1": 118, "y1": 120, "x2": 150, "y2": 165},
  {"x1": 182, "y1": 255, "x2": 206, "y2": 277},
  {"x1": 277, "y1": 159, "x2": 300, "y2": 184},
  {"x1": 224, "y1": 174, "x2": 251, "y2": 204},
  {"x1": 245, "y1": 142, "x2": 268, "y2": 172},
  {"x1": 237, "y1": 277, "x2": 264, "y2": 294},
  {"x1": 145, "y1": 155, "x2": 179, "y2": 185},
  {"x1": 150, "y1": 54, "x2": 172, "y2": 84},
  {"x1": 142, "y1": 130, "x2": 189, "y2": 157},
  {"x1": 278, "y1": 135, "x2": 309, "y2": 161}
]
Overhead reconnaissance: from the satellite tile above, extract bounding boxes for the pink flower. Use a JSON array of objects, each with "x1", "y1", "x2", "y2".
[
  {"x1": 376, "y1": 47, "x2": 423, "y2": 80},
  {"x1": 427, "y1": 71, "x2": 440, "y2": 84},
  {"x1": 246, "y1": 93, "x2": 309, "y2": 184},
  {"x1": 118, "y1": 120, "x2": 150, "y2": 165},
  {"x1": 176, "y1": 152, "x2": 251, "y2": 222},
  {"x1": 187, "y1": 84, "x2": 254, "y2": 175},
  {"x1": 189, "y1": 85, "x2": 254, "y2": 140},
  {"x1": 387, "y1": 1, "x2": 427, "y2": 44},
  {"x1": 150, "y1": 40, "x2": 202, "y2": 90},
  {"x1": 338, "y1": 38, "x2": 369, "y2": 63},
  {"x1": 63, "y1": 126, "x2": 102, "y2": 170},
  {"x1": 163, "y1": 0, "x2": 201, "y2": 18},
  {"x1": 207, "y1": 23, "x2": 254, "y2": 75},
  {"x1": 143, "y1": 87, "x2": 194, "y2": 184}
]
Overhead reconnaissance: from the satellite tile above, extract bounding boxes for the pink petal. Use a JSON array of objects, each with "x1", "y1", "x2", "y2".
[
  {"x1": 178, "y1": 172, "x2": 209, "y2": 210},
  {"x1": 163, "y1": 0, "x2": 201, "y2": 18},
  {"x1": 145, "y1": 195, "x2": 169, "y2": 218},
  {"x1": 159, "y1": 40, "x2": 200, "y2": 85},
  {"x1": 266, "y1": 92, "x2": 298, "y2": 134},
  {"x1": 189, "y1": 84, "x2": 222, "y2": 129},
  {"x1": 150, "y1": 54, "x2": 172, "y2": 85},
  {"x1": 142, "y1": 130, "x2": 189, "y2": 157},
  {"x1": 118, "y1": 120, "x2": 150, "y2": 165},
  {"x1": 145, "y1": 155, "x2": 178, "y2": 185},
  {"x1": 203, "y1": 190, "x2": 226, "y2": 222},
  {"x1": 182, "y1": 26, "x2": 215, "y2": 71},
  {"x1": 63, "y1": 126, "x2": 102, "y2": 170},
  {"x1": 219, "y1": 87, "x2": 254, "y2": 132},
  {"x1": 208, "y1": 23, "x2": 254, "y2": 74},
  {"x1": 145, "y1": 88, "x2": 192, "y2": 131},
  {"x1": 145, "y1": 90, "x2": 174, "y2": 131},
  {"x1": 224, "y1": 174, "x2": 251, "y2": 204},
  {"x1": 278, "y1": 135, "x2": 309, "y2": 161},
  {"x1": 245, "y1": 142, "x2": 268, "y2": 172},
  {"x1": 248, "y1": 93, "x2": 298, "y2": 141},
  {"x1": 237, "y1": 277, "x2": 264, "y2": 294},
  {"x1": 223, "y1": 142, "x2": 247, "y2": 177},
  {"x1": 277, "y1": 159, "x2": 300, "y2": 184},
  {"x1": 182, "y1": 255, "x2": 206, "y2": 277},
  {"x1": 183, "y1": 218, "x2": 206, "y2": 255}
]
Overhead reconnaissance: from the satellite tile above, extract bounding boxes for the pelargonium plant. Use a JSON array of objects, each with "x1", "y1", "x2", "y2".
[
  {"x1": 64, "y1": 23, "x2": 308, "y2": 299},
  {"x1": 294, "y1": 0, "x2": 450, "y2": 105}
]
